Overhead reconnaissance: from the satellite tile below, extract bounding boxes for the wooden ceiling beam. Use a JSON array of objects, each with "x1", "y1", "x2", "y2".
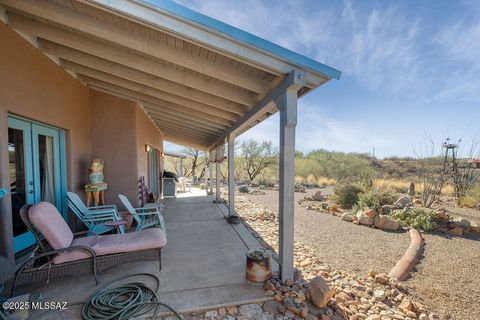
[
  {"x1": 86, "y1": 81, "x2": 235, "y2": 124},
  {"x1": 43, "y1": 44, "x2": 248, "y2": 114},
  {"x1": 142, "y1": 104, "x2": 227, "y2": 130},
  {"x1": 65, "y1": 62, "x2": 244, "y2": 116},
  {"x1": 3, "y1": 2, "x2": 271, "y2": 93},
  {"x1": 148, "y1": 113, "x2": 224, "y2": 135}
]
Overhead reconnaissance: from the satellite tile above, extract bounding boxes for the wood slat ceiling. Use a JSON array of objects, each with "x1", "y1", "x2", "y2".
[{"x1": 1, "y1": 0, "x2": 292, "y2": 149}]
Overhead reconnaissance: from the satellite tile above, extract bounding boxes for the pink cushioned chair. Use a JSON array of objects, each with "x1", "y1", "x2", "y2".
[{"x1": 13, "y1": 202, "x2": 167, "y2": 293}]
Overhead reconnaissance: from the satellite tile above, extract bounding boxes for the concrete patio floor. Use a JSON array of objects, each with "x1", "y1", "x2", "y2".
[{"x1": 18, "y1": 189, "x2": 276, "y2": 319}]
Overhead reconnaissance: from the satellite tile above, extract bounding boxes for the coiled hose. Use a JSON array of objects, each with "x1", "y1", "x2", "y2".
[{"x1": 36, "y1": 273, "x2": 182, "y2": 320}]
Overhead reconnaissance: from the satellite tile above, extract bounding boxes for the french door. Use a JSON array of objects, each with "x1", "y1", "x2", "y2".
[
  {"x1": 8, "y1": 116, "x2": 66, "y2": 253},
  {"x1": 147, "y1": 148, "x2": 159, "y2": 196}
]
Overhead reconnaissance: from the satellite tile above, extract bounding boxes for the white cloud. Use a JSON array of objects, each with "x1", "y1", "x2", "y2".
[{"x1": 432, "y1": 18, "x2": 480, "y2": 101}]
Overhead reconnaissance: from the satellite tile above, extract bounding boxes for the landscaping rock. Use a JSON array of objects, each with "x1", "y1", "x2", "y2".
[
  {"x1": 393, "y1": 197, "x2": 412, "y2": 209},
  {"x1": 307, "y1": 276, "x2": 335, "y2": 308},
  {"x1": 381, "y1": 205, "x2": 393, "y2": 214},
  {"x1": 341, "y1": 212, "x2": 354, "y2": 222},
  {"x1": 262, "y1": 301, "x2": 282, "y2": 315},
  {"x1": 451, "y1": 217, "x2": 470, "y2": 229},
  {"x1": 227, "y1": 306, "x2": 239, "y2": 315},
  {"x1": 312, "y1": 191, "x2": 326, "y2": 202},
  {"x1": 239, "y1": 304, "x2": 263, "y2": 318},
  {"x1": 365, "y1": 209, "x2": 378, "y2": 219},
  {"x1": 356, "y1": 211, "x2": 373, "y2": 226},
  {"x1": 469, "y1": 222, "x2": 480, "y2": 233},
  {"x1": 384, "y1": 219, "x2": 400, "y2": 231},
  {"x1": 435, "y1": 209, "x2": 450, "y2": 221},
  {"x1": 373, "y1": 290, "x2": 386, "y2": 301},
  {"x1": 447, "y1": 227, "x2": 463, "y2": 236}
]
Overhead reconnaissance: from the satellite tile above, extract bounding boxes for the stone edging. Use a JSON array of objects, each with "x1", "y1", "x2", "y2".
[{"x1": 388, "y1": 229, "x2": 424, "y2": 281}]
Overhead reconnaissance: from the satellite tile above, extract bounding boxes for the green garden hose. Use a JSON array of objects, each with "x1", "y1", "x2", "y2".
[{"x1": 36, "y1": 273, "x2": 182, "y2": 320}]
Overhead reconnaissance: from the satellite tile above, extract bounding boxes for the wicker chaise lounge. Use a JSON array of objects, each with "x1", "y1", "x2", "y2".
[{"x1": 13, "y1": 202, "x2": 167, "y2": 292}]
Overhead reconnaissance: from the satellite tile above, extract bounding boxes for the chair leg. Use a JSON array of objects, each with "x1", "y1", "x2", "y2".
[{"x1": 159, "y1": 249, "x2": 162, "y2": 271}]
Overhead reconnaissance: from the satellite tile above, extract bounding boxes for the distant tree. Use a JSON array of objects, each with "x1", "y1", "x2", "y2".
[
  {"x1": 306, "y1": 149, "x2": 375, "y2": 183},
  {"x1": 181, "y1": 148, "x2": 207, "y2": 178},
  {"x1": 239, "y1": 140, "x2": 277, "y2": 181}
]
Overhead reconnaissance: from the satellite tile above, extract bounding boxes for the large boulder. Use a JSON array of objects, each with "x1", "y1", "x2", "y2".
[
  {"x1": 307, "y1": 276, "x2": 335, "y2": 308},
  {"x1": 448, "y1": 227, "x2": 463, "y2": 236},
  {"x1": 365, "y1": 209, "x2": 378, "y2": 219},
  {"x1": 341, "y1": 212, "x2": 354, "y2": 222},
  {"x1": 312, "y1": 191, "x2": 326, "y2": 202},
  {"x1": 374, "y1": 215, "x2": 400, "y2": 230},
  {"x1": 451, "y1": 217, "x2": 471, "y2": 229},
  {"x1": 469, "y1": 222, "x2": 480, "y2": 233},
  {"x1": 356, "y1": 210, "x2": 373, "y2": 226},
  {"x1": 393, "y1": 196, "x2": 412, "y2": 209},
  {"x1": 383, "y1": 217, "x2": 400, "y2": 230}
]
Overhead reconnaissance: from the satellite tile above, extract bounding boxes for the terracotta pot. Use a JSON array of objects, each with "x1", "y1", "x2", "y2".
[{"x1": 246, "y1": 250, "x2": 272, "y2": 282}]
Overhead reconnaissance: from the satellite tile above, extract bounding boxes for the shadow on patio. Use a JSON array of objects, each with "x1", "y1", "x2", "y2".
[{"x1": 17, "y1": 189, "x2": 277, "y2": 319}]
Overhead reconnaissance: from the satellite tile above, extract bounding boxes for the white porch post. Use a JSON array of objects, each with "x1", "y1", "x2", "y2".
[
  {"x1": 227, "y1": 135, "x2": 235, "y2": 216},
  {"x1": 276, "y1": 87, "x2": 298, "y2": 282},
  {"x1": 179, "y1": 158, "x2": 183, "y2": 177},
  {"x1": 215, "y1": 148, "x2": 221, "y2": 202},
  {"x1": 204, "y1": 156, "x2": 208, "y2": 184},
  {"x1": 209, "y1": 161, "x2": 214, "y2": 195}
]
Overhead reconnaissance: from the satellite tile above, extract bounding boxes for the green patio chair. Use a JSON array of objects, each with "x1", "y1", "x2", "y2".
[
  {"x1": 67, "y1": 191, "x2": 125, "y2": 235},
  {"x1": 118, "y1": 194, "x2": 166, "y2": 234}
]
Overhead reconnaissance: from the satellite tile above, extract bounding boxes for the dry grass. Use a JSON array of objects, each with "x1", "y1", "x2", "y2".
[
  {"x1": 295, "y1": 175, "x2": 337, "y2": 187},
  {"x1": 373, "y1": 178, "x2": 456, "y2": 196}
]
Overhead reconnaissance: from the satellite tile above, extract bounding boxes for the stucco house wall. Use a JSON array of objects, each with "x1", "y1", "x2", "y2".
[{"x1": 0, "y1": 22, "x2": 91, "y2": 279}]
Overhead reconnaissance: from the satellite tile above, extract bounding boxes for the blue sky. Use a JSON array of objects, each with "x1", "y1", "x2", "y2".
[{"x1": 166, "y1": 0, "x2": 480, "y2": 158}]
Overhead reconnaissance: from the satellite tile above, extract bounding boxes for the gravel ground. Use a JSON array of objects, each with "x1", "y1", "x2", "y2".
[
  {"x1": 406, "y1": 233, "x2": 480, "y2": 320},
  {"x1": 244, "y1": 188, "x2": 409, "y2": 276},
  {"x1": 245, "y1": 188, "x2": 480, "y2": 320}
]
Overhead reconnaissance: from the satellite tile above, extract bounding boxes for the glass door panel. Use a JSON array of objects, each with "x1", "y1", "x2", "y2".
[
  {"x1": 8, "y1": 118, "x2": 35, "y2": 253},
  {"x1": 33, "y1": 127, "x2": 61, "y2": 208},
  {"x1": 148, "y1": 148, "x2": 159, "y2": 195},
  {"x1": 8, "y1": 116, "x2": 66, "y2": 254}
]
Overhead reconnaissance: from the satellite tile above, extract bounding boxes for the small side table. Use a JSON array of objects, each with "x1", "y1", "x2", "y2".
[
  {"x1": 85, "y1": 183, "x2": 108, "y2": 207},
  {"x1": 104, "y1": 220, "x2": 128, "y2": 234}
]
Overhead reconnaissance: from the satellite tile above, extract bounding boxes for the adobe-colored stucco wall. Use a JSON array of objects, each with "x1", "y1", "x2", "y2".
[
  {"x1": 135, "y1": 107, "x2": 164, "y2": 192},
  {"x1": 89, "y1": 90, "x2": 139, "y2": 208},
  {"x1": 0, "y1": 22, "x2": 90, "y2": 280},
  {"x1": 89, "y1": 91, "x2": 163, "y2": 208}
]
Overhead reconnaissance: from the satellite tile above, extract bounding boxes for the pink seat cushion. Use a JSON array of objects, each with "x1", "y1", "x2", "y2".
[
  {"x1": 53, "y1": 228, "x2": 167, "y2": 264},
  {"x1": 29, "y1": 202, "x2": 73, "y2": 249}
]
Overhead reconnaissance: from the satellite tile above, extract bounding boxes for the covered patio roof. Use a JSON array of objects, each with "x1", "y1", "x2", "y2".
[{"x1": 0, "y1": 0, "x2": 340, "y2": 151}]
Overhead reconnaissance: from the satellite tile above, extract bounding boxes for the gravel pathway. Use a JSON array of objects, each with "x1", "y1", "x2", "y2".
[
  {"x1": 244, "y1": 188, "x2": 409, "y2": 276},
  {"x1": 405, "y1": 233, "x2": 480, "y2": 320},
  {"x1": 245, "y1": 188, "x2": 480, "y2": 320}
]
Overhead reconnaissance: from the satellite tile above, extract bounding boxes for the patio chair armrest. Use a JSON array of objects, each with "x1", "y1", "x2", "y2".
[
  {"x1": 90, "y1": 204, "x2": 118, "y2": 211},
  {"x1": 74, "y1": 230, "x2": 99, "y2": 237},
  {"x1": 87, "y1": 207, "x2": 117, "y2": 215},
  {"x1": 134, "y1": 207, "x2": 159, "y2": 214},
  {"x1": 83, "y1": 214, "x2": 117, "y2": 222},
  {"x1": 132, "y1": 211, "x2": 161, "y2": 217}
]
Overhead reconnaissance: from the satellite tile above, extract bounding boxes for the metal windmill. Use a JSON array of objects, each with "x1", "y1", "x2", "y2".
[{"x1": 442, "y1": 138, "x2": 461, "y2": 197}]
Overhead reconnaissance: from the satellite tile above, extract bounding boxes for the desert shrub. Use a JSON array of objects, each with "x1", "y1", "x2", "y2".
[
  {"x1": 333, "y1": 184, "x2": 364, "y2": 209},
  {"x1": 458, "y1": 184, "x2": 480, "y2": 208},
  {"x1": 353, "y1": 191, "x2": 380, "y2": 213},
  {"x1": 392, "y1": 208, "x2": 437, "y2": 231},
  {"x1": 353, "y1": 190, "x2": 398, "y2": 213},
  {"x1": 238, "y1": 185, "x2": 249, "y2": 193}
]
